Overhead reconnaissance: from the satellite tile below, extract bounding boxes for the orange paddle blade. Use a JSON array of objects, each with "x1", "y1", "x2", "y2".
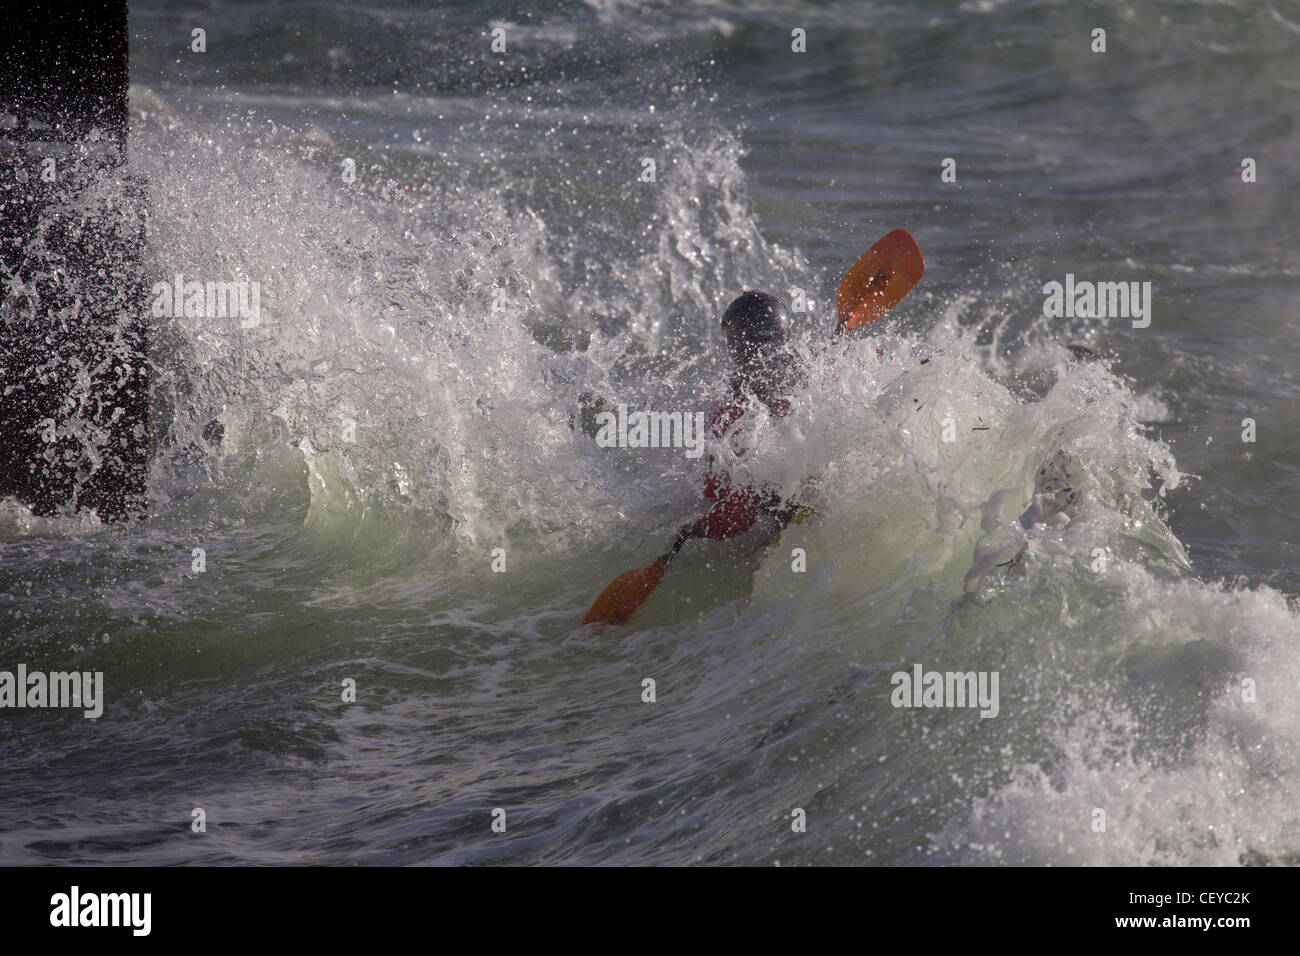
[
  {"x1": 836, "y1": 229, "x2": 925, "y2": 335},
  {"x1": 582, "y1": 558, "x2": 668, "y2": 626}
]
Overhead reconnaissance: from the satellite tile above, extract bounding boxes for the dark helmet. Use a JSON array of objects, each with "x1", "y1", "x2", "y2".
[{"x1": 721, "y1": 291, "x2": 790, "y2": 368}]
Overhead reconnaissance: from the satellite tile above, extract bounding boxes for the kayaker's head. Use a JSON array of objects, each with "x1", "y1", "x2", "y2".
[{"x1": 721, "y1": 290, "x2": 796, "y2": 405}]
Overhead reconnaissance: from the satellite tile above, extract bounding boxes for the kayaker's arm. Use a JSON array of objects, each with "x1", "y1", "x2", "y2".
[{"x1": 688, "y1": 487, "x2": 813, "y2": 542}]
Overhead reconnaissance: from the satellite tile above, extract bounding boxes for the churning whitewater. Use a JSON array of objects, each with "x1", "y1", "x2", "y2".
[{"x1": 2, "y1": 0, "x2": 1298, "y2": 866}]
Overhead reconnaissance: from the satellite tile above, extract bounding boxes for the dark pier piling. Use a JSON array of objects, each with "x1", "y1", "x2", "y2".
[{"x1": 1, "y1": 1, "x2": 149, "y2": 520}]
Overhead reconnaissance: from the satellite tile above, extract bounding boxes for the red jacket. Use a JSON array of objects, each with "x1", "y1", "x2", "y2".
[{"x1": 693, "y1": 392, "x2": 791, "y2": 539}]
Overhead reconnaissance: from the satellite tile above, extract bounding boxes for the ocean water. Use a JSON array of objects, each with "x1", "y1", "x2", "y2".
[{"x1": 2, "y1": 0, "x2": 1299, "y2": 865}]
